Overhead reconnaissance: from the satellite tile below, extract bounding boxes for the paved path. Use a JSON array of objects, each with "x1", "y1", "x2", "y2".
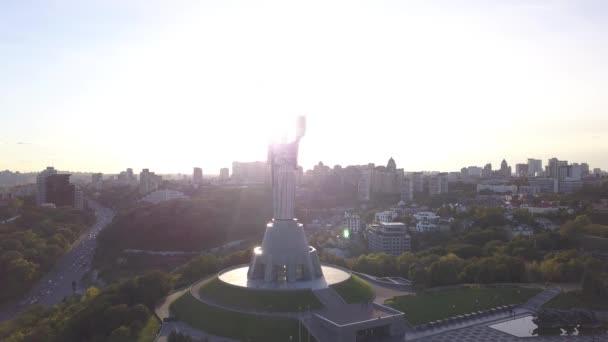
[
  {"x1": 154, "y1": 287, "x2": 239, "y2": 342},
  {"x1": 0, "y1": 215, "x2": 20, "y2": 224},
  {"x1": 521, "y1": 287, "x2": 561, "y2": 312},
  {"x1": 372, "y1": 282, "x2": 415, "y2": 304},
  {"x1": 156, "y1": 321, "x2": 239, "y2": 342},
  {"x1": 155, "y1": 288, "x2": 189, "y2": 320},
  {"x1": 423, "y1": 323, "x2": 608, "y2": 342}
]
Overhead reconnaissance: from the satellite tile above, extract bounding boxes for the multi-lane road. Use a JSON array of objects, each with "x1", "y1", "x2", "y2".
[{"x1": 0, "y1": 202, "x2": 114, "y2": 321}]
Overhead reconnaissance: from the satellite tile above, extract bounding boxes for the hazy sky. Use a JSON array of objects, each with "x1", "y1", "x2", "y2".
[{"x1": 1, "y1": 0, "x2": 607, "y2": 174}]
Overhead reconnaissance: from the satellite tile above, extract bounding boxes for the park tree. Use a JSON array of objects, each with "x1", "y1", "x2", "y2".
[
  {"x1": 396, "y1": 252, "x2": 416, "y2": 278},
  {"x1": 133, "y1": 271, "x2": 173, "y2": 308},
  {"x1": 581, "y1": 271, "x2": 608, "y2": 298},
  {"x1": 447, "y1": 243, "x2": 483, "y2": 259},
  {"x1": 108, "y1": 326, "x2": 132, "y2": 342},
  {"x1": 560, "y1": 215, "x2": 591, "y2": 238},
  {"x1": 85, "y1": 286, "x2": 100, "y2": 299},
  {"x1": 482, "y1": 240, "x2": 504, "y2": 256},
  {"x1": 176, "y1": 255, "x2": 221, "y2": 286},
  {"x1": 410, "y1": 265, "x2": 430, "y2": 289},
  {"x1": 429, "y1": 254, "x2": 465, "y2": 286}
]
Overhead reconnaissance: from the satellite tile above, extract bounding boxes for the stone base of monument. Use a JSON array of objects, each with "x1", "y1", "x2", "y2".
[
  {"x1": 248, "y1": 219, "x2": 324, "y2": 283},
  {"x1": 219, "y1": 263, "x2": 351, "y2": 290}
]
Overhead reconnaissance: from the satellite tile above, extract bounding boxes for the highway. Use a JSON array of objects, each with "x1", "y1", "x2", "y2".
[{"x1": 0, "y1": 202, "x2": 114, "y2": 321}]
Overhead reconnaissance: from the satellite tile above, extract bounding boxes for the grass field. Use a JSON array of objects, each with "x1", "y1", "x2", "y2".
[
  {"x1": 170, "y1": 291, "x2": 316, "y2": 342},
  {"x1": 200, "y1": 276, "x2": 322, "y2": 312},
  {"x1": 330, "y1": 275, "x2": 375, "y2": 303},
  {"x1": 136, "y1": 316, "x2": 160, "y2": 342},
  {"x1": 385, "y1": 286, "x2": 542, "y2": 325},
  {"x1": 544, "y1": 291, "x2": 608, "y2": 311}
]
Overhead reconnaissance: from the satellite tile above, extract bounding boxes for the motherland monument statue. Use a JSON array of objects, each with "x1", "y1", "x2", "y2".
[{"x1": 247, "y1": 116, "x2": 324, "y2": 283}]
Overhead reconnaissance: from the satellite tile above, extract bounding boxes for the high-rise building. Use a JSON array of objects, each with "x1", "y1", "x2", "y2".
[
  {"x1": 357, "y1": 164, "x2": 373, "y2": 201},
  {"x1": 569, "y1": 163, "x2": 583, "y2": 180},
  {"x1": 515, "y1": 164, "x2": 528, "y2": 177},
  {"x1": 36, "y1": 166, "x2": 58, "y2": 205},
  {"x1": 356, "y1": 161, "x2": 402, "y2": 200},
  {"x1": 581, "y1": 163, "x2": 590, "y2": 176},
  {"x1": 482, "y1": 163, "x2": 492, "y2": 178},
  {"x1": 139, "y1": 169, "x2": 162, "y2": 194},
  {"x1": 546, "y1": 158, "x2": 568, "y2": 179},
  {"x1": 91, "y1": 173, "x2": 103, "y2": 190},
  {"x1": 411, "y1": 172, "x2": 424, "y2": 193},
  {"x1": 387, "y1": 157, "x2": 396, "y2": 172},
  {"x1": 232, "y1": 161, "x2": 268, "y2": 184},
  {"x1": 428, "y1": 173, "x2": 448, "y2": 196},
  {"x1": 219, "y1": 167, "x2": 230, "y2": 181},
  {"x1": 126, "y1": 168, "x2": 135, "y2": 182},
  {"x1": 461, "y1": 166, "x2": 483, "y2": 178},
  {"x1": 193, "y1": 167, "x2": 203, "y2": 184},
  {"x1": 46, "y1": 174, "x2": 75, "y2": 207},
  {"x1": 401, "y1": 177, "x2": 413, "y2": 202},
  {"x1": 500, "y1": 159, "x2": 512, "y2": 178},
  {"x1": 527, "y1": 159, "x2": 543, "y2": 177},
  {"x1": 367, "y1": 222, "x2": 411, "y2": 256},
  {"x1": 74, "y1": 185, "x2": 84, "y2": 210},
  {"x1": 343, "y1": 212, "x2": 361, "y2": 234}
]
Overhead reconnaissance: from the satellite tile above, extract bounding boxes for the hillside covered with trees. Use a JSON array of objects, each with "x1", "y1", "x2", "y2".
[
  {"x1": 94, "y1": 186, "x2": 271, "y2": 281},
  {"x1": 97, "y1": 186, "x2": 271, "y2": 252}
]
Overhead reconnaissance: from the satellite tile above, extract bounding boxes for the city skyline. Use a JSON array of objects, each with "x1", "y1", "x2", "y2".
[
  {"x1": 0, "y1": 154, "x2": 602, "y2": 177},
  {"x1": 2, "y1": 0, "x2": 608, "y2": 173}
]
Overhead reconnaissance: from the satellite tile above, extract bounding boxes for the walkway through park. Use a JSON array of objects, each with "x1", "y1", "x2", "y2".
[{"x1": 406, "y1": 287, "x2": 566, "y2": 341}]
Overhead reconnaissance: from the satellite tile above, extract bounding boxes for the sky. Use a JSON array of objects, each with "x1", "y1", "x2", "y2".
[{"x1": 1, "y1": 0, "x2": 607, "y2": 174}]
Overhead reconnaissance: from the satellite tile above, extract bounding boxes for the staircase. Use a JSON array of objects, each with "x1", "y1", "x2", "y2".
[{"x1": 313, "y1": 288, "x2": 346, "y2": 308}]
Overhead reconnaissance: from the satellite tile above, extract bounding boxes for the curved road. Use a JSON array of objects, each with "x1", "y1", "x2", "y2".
[{"x1": 0, "y1": 201, "x2": 114, "y2": 321}]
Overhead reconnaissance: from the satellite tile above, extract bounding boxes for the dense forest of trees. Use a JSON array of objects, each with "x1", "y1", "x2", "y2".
[
  {"x1": 0, "y1": 271, "x2": 172, "y2": 342},
  {"x1": 325, "y1": 216, "x2": 607, "y2": 293},
  {"x1": 0, "y1": 204, "x2": 95, "y2": 303}
]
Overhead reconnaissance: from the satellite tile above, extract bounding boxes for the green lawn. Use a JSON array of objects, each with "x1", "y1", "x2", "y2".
[
  {"x1": 385, "y1": 286, "x2": 542, "y2": 325},
  {"x1": 170, "y1": 291, "x2": 316, "y2": 342},
  {"x1": 136, "y1": 316, "x2": 160, "y2": 342},
  {"x1": 200, "y1": 276, "x2": 322, "y2": 312},
  {"x1": 330, "y1": 275, "x2": 375, "y2": 303},
  {"x1": 544, "y1": 291, "x2": 608, "y2": 311}
]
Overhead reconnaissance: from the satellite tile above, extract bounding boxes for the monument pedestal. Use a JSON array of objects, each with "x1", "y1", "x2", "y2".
[{"x1": 248, "y1": 219, "x2": 323, "y2": 282}]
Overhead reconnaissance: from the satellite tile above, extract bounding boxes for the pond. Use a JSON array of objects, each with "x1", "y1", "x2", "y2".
[{"x1": 490, "y1": 315, "x2": 594, "y2": 337}]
